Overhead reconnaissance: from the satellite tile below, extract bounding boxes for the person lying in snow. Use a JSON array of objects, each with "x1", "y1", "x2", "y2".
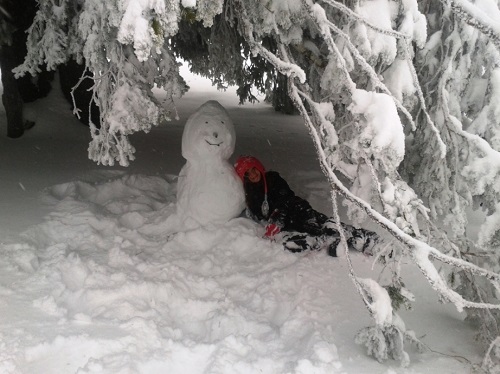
[{"x1": 234, "y1": 156, "x2": 380, "y2": 257}]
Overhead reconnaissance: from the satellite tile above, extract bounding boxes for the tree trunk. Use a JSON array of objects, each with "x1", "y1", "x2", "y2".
[
  {"x1": 0, "y1": 0, "x2": 42, "y2": 138},
  {"x1": 0, "y1": 46, "x2": 24, "y2": 138},
  {"x1": 272, "y1": 73, "x2": 297, "y2": 115}
]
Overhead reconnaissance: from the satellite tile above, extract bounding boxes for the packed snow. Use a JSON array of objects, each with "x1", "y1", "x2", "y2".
[
  {"x1": 175, "y1": 100, "x2": 244, "y2": 229},
  {"x1": 0, "y1": 69, "x2": 483, "y2": 373}
]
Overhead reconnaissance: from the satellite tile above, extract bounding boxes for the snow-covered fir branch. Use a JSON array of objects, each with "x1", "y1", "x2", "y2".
[{"x1": 446, "y1": 0, "x2": 500, "y2": 50}]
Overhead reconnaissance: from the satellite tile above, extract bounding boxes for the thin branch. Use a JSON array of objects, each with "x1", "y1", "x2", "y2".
[
  {"x1": 320, "y1": 0, "x2": 412, "y2": 41},
  {"x1": 401, "y1": 41, "x2": 446, "y2": 158},
  {"x1": 445, "y1": 0, "x2": 500, "y2": 50}
]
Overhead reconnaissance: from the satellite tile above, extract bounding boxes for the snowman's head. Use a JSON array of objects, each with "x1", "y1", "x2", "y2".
[{"x1": 181, "y1": 100, "x2": 236, "y2": 162}]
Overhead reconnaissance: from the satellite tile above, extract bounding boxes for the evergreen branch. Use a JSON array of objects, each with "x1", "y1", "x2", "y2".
[
  {"x1": 283, "y1": 1, "x2": 500, "y2": 314},
  {"x1": 280, "y1": 44, "x2": 500, "y2": 358},
  {"x1": 233, "y1": 0, "x2": 306, "y2": 83},
  {"x1": 445, "y1": 0, "x2": 500, "y2": 51},
  {"x1": 275, "y1": 42, "x2": 375, "y2": 316},
  {"x1": 401, "y1": 41, "x2": 446, "y2": 158},
  {"x1": 321, "y1": 0, "x2": 448, "y2": 161},
  {"x1": 321, "y1": 12, "x2": 417, "y2": 131},
  {"x1": 302, "y1": 0, "x2": 356, "y2": 91},
  {"x1": 319, "y1": 0, "x2": 412, "y2": 41}
]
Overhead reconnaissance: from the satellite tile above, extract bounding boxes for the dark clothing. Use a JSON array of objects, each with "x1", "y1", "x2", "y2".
[
  {"x1": 243, "y1": 171, "x2": 378, "y2": 256},
  {"x1": 244, "y1": 171, "x2": 320, "y2": 232}
]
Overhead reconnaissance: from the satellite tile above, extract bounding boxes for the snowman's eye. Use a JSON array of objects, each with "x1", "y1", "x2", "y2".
[
  {"x1": 221, "y1": 121, "x2": 224, "y2": 124},
  {"x1": 205, "y1": 121, "x2": 208, "y2": 124}
]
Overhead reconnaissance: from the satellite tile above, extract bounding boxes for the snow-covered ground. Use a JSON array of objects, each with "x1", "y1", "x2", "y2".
[{"x1": 0, "y1": 70, "x2": 482, "y2": 373}]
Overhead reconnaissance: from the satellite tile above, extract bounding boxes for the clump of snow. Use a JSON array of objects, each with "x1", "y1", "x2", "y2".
[
  {"x1": 348, "y1": 89, "x2": 405, "y2": 169},
  {"x1": 355, "y1": 0, "x2": 397, "y2": 65},
  {"x1": 182, "y1": 0, "x2": 197, "y2": 8},
  {"x1": 357, "y1": 278, "x2": 393, "y2": 326},
  {"x1": 455, "y1": 0, "x2": 500, "y2": 36},
  {"x1": 400, "y1": 0, "x2": 427, "y2": 48},
  {"x1": 382, "y1": 59, "x2": 416, "y2": 103},
  {"x1": 478, "y1": 202, "x2": 500, "y2": 247},
  {"x1": 117, "y1": 0, "x2": 153, "y2": 62},
  {"x1": 380, "y1": 177, "x2": 428, "y2": 236}
]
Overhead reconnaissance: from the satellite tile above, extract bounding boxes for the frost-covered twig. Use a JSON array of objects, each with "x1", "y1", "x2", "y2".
[
  {"x1": 482, "y1": 336, "x2": 500, "y2": 372},
  {"x1": 445, "y1": 0, "x2": 500, "y2": 50},
  {"x1": 274, "y1": 42, "x2": 376, "y2": 315},
  {"x1": 320, "y1": 0, "x2": 412, "y2": 41},
  {"x1": 69, "y1": 67, "x2": 95, "y2": 121}
]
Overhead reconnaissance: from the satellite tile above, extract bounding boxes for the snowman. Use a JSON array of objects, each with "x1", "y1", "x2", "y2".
[{"x1": 176, "y1": 100, "x2": 245, "y2": 228}]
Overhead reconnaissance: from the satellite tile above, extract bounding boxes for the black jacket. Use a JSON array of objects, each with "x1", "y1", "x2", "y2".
[{"x1": 244, "y1": 171, "x2": 324, "y2": 235}]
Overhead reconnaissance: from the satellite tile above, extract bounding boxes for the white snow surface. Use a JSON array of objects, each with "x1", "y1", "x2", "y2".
[{"x1": 0, "y1": 69, "x2": 482, "y2": 373}]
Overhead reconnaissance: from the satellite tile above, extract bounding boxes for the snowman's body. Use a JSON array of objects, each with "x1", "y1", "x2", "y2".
[{"x1": 176, "y1": 100, "x2": 245, "y2": 227}]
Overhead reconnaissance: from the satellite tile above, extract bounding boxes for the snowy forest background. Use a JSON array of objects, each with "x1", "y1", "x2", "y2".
[{"x1": 2, "y1": 0, "x2": 500, "y2": 372}]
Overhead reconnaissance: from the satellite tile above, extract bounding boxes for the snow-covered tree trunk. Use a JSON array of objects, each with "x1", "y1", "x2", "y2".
[{"x1": 13, "y1": 0, "x2": 500, "y2": 369}]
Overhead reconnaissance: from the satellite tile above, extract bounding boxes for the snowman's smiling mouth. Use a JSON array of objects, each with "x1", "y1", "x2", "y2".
[{"x1": 205, "y1": 140, "x2": 223, "y2": 147}]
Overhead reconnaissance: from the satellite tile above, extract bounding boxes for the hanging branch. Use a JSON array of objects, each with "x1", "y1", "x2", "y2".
[
  {"x1": 445, "y1": 0, "x2": 500, "y2": 50},
  {"x1": 320, "y1": 0, "x2": 413, "y2": 40},
  {"x1": 400, "y1": 40, "x2": 447, "y2": 158},
  {"x1": 482, "y1": 336, "x2": 500, "y2": 371}
]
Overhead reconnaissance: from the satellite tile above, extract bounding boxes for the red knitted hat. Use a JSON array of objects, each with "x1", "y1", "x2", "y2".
[
  {"x1": 234, "y1": 156, "x2": 269, "y2": 216},
  {"x1": 234, "y1": 156, "x2": 266, "y2": 181}
]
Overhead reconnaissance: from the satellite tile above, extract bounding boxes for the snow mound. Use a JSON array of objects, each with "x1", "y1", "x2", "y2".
[{"x1": 0, "y1": 174, "x2": 345, "y2": 373}]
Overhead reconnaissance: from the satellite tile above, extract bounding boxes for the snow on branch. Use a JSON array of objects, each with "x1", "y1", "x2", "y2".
[
  {"x1": 399, "y1": 41, "x2": 446, "y2": 159},
  {"x1": 319, "y1": 9, "x2": 417, "y2": 131},
  {"x1": 446, "y1": 0, "x2": 500, "y2": 50},
  {"x1": 320, "y1": 0, "x2": 413, "y2": 41},
  {"x1": 311, "y1": 0, "x2": 446, "y2": 157},
  {"x1": 13, "y1": 2, "x2": 69, "y2": 77},
  {"x1": 233, "y1": 0, "x2": 306, "y2": 83},
  {"x1": 330, "y1": 163, "x2": 500, "y2": 310}
]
